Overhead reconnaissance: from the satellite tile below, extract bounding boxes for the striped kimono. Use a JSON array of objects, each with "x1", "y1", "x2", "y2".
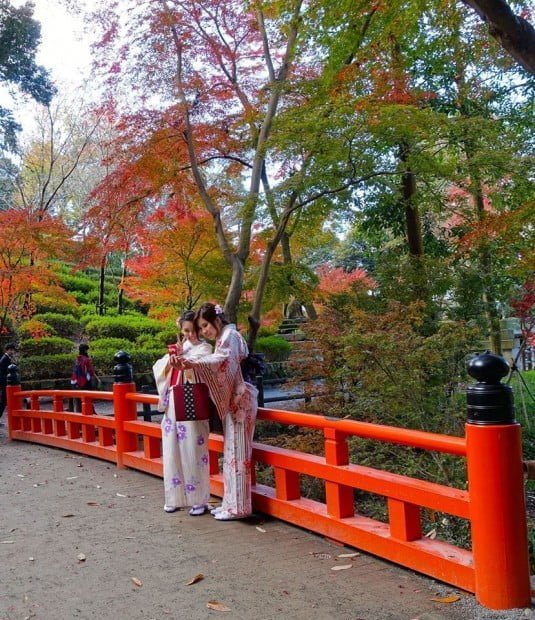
[
  {"x1": 153, "y1": 340, "x2": 213, "y2": 510},
  {"x1": 194, "y1": 324, "x2": 258, "y2": 517}
]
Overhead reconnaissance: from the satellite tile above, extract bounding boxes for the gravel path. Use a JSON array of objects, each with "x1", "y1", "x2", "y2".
[{"x1": 1, "y1": 418, "x2": 533, "y2": 620}]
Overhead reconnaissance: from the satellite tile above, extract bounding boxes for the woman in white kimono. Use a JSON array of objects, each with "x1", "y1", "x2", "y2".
[
  {"x1": 153, "y1": 311, "x2": 212, "y2": 515},
  {"x1": 174, "y1": 302, "x2": 258, "y2": 521}
]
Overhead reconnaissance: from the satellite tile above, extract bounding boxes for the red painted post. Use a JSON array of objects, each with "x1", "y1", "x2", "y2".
[
  {"x1": 112, "y1": 352, "x2": 138, "y2": 468},
  {"x1": 53, "y1": 395, "x2": 66, "y2": 436},
  {"x1": 81, "y1": 396, "x2": 96, "y2": 442},
  {"x1": 274, "y1": 467, "x2": 300, "y2": 501},
  {"x1": 466, "y1": 353, "x2": 531, "y2": 610},
  {"x1": 387, "y1": 498, "x2": 422, "y2": 541},
  {"x1": 6, "y1": 363, "x2": 22, "y2": 439},
  {"x1": 324, "y1": 428, "x2": 354, "y2": 518}
]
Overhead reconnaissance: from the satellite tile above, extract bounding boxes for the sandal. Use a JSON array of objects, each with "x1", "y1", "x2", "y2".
[
  {"x1": 164, "y1": 505, "x2": 179, "y2": 513},
  {"x1": 213, "y1": 510, "x2": 248, "y2": 521},
  {"x1": 189, "y1": 504, "x2": 208, "y2": 516},
  {"x1": 210, "y1": 505, "x2": 223, "y2": 515}
]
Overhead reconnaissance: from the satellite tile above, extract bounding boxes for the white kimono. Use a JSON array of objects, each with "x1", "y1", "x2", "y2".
[
  {"x1": 194, "y1": 324, "x2": 258, "y2": 517},
  {"x1": 153, "y1": 340, "x2": 212, "y2": 509}
]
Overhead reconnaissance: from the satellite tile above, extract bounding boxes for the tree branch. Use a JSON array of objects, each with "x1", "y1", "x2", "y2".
[{"x1": 461, "y1": 0, "x2": 535, "y2": 74}]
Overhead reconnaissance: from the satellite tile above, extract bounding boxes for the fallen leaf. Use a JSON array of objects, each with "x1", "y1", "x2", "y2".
[
  {"x1": 338, "y1": 552, "x2": 360, "y2": 558},
  {"x1": 131, "y1": 577, "x2": 143, "y2": 587},
  {"x1": 86, "y1": 502, "x2": 99, "y2": 506},
  {"x1": 28, "y1": 557, "x2": 35, "y2": 561},
  {"x1": 1, "y1": 540, "x2": 15, "y2": 544},
  {"x1": 311, "y1": 552, "x2": 331, "y2": 559},
  {"x1": 424, "y1": 528, "x2": 437, "y2": 539},
  {"x1": 431, "y1": 595, "x2": 460, "y2": 604},
  {"x1": 116, "y1": 493, "x2": 127, "y2": 498},
  {"x1": 66, "y1": 476, "x2": 78, "y2": 480},
  {"x1": 77, "y1": 553, "x2": 86, "y2": 562},
  {"x1": 186, "y1": 573, "x2": 204, "y2": 585},
  {"x1": 17, "y1": 474, "x2": 25, "y2": 478},
  {"x1": 255, "y1": 526, "x2": 266, "y2": 533},
  {"x1": 206, "y1": 601, "x2": 231, "y2": 612},
  {"x1": 62, "y1": 514, "x2": 76, "y2": 518},
  {"x1": 331, "y1": 564, "x2": 352, "y2": 571}
]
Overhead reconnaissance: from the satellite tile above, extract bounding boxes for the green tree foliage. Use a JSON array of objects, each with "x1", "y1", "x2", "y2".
[{"x1": 0, "y1": 0, "x2": 55, "y2": 149}]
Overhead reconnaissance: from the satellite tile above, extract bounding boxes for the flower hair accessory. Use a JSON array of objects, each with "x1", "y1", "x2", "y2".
[{"x1": 214, "y1": 304, "x2": 224, "y2": 316}]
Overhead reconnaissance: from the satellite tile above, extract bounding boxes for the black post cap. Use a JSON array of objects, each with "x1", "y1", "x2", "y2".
[
  {"x1": 466, "y1": 352, "x2": 515, "y2": 425},
  {"x1": 6, "y1": 363, "x2": 20, "y2": 385},
  {"x1": 113, "y1": 351, "x2": 133, "y2": 384}
]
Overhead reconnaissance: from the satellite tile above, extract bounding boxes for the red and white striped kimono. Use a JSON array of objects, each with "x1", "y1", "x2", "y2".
[{"x1": 194, "y1": 324, "x2": 258, "y2": 517}]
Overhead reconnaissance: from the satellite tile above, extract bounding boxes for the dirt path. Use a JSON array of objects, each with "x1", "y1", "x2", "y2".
[{"x1": 0, "y1": 426, "x2": 533, "y2": 620}]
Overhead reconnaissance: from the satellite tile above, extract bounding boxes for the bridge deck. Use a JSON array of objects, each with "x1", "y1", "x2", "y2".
[{"x1": 0, "y1": 427, "x2": 529, "y2": 620}]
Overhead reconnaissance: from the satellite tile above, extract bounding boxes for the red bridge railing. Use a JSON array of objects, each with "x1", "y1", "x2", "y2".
[{"x1": 6, "y1": 369, "x2": 532, "y2": 611}]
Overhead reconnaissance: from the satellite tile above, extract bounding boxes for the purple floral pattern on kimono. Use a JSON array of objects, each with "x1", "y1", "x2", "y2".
[
  {"x1": 177, "y1": 424, "x2": 187, "y2": 441},
  {"x1": 163, "y1": 417, "x2": 173, "y2": 435}
]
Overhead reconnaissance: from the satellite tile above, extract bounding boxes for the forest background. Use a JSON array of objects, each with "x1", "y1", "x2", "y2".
[{"x1": 0, "y1": 0, "x2": 534, "y2": 564}]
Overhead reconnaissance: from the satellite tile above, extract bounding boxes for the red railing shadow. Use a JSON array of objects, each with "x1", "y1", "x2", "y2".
[{"x1": 6, "y1": 380, "x2": 531, "y2": 611}]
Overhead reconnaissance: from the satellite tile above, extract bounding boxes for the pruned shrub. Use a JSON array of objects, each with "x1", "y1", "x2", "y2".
[
  {"x1": 34, "y1": 293, "x2": 81, "y2": 318},
  {"x1": 20, "y1": 336, "x2": 75, "y2": 357},
  {"x1": 84, "y1": 315, "x2": 163, "y2": 341},
  {"x1": 33, "y1": 313, "x2": 81, "y2": 339},
  {"x1": 89, "y1": 337, "x2": 134, "y2": 354},
  {"x1": 19, "y1": 319, "x2": 56, "y2": 339},
  {"x1": 255, "y1": 335, "x2": 292, "y2": 362},
  {"x1": 59, "y1": 273, "x2": 96, "y2": 294}
]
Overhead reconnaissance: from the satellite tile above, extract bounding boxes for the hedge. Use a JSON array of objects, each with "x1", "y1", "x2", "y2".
[
  {"x1": 254, "y1": 335, "x2": 292, "y2": 361},
  {"x1": 34, "y1": 294, "x2": 81, "y2": 318},
  {"x1": 58, "y1": 273, "x2": 97, "y2": 293},
  {"x1": 18, "y1": 347, "x2": 165, "y2": 382},
  {"x1": 84, "y1": 315, "x2": 164, "y2": 341},
  {"x1": 18, "y1": 319, "x2": 57, "y2": 339},
  {"x1": 20, "y1": 336, "x2": 75, "y2": 357},
  {"x1": 33, "y1": 313, "x2": 81, "y2": 339}
]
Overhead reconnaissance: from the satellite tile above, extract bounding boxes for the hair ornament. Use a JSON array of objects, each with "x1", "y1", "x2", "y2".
[{"x1": 214, "y1": 304, "x2": 224, "y2": 316}]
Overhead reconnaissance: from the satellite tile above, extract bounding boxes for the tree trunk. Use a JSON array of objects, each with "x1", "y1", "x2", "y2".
[
  {"x1": 460, "y1": 0, "x2": 535, "y2": 75},
  {"x1": 224, "y1": 256, "x2": 244, "y2": 324},
  {"x1": 117, "y1": 256, "x2": 127, "y2": 315},
  {"x1": 98, "y1": 257, "x2": 106, "y2": 316},
  {"x1": 472, "y1": 174, "x2": 503, "y2": 354},
  {"x1": 399, "y1": 142, "x2": 424, "y2": 258}
]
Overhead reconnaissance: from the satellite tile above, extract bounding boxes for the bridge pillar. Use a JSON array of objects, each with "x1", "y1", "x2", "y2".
[
  {"x1": 465, "y1": 352, "x2": 531, "y2": 609},
  {"x1": 6, "y1": 363, "x2": 22, "y2": 440},
  {"x1": 113, "y1": 351, "x2": 138, "y2": 468}
]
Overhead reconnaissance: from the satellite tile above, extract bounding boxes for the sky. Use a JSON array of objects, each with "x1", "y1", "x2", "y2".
[
  {"x1": 32, "y1": 0, "x2": 92, "y2": 85},
  {"x1": 2, "y1": 1, "x2": 93, "y2": 136}
]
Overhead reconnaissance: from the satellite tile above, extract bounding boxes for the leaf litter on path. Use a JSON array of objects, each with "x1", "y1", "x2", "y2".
[
  {"x1": 331, "y1": 564, "x2": 352, "y2": 571},
  {"x1": 206, "y1": 601, "x2": 231, "y2": 612},
  {"x1": 186, "y1": 573, "x2": 204, "y2": 585}
]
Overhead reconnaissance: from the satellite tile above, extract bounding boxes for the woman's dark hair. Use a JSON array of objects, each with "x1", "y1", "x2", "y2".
[
  {"x1": 79, "y1": 343, "x2": 90, "y2": 355},
  {"x1": 195, "y1": 302, "x2": 228, "y2": 331},
  {"x1": 178, "y1": 310, "x2": 199, "y2": 336}
]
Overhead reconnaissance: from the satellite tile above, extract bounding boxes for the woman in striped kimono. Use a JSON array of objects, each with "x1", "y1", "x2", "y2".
[
  {"x1": 153, "y1": 311, "x2": 213, "y2": 515},
  {"x1": 174, "y1": 302, "x2": 258, "y2": 521}
]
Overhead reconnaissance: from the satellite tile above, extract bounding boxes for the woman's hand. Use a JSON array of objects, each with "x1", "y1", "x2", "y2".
[
  {"x1": 169, "y1": 354, "x2": 181, "y2": 369},
  {"x1": 169, "y1": 355, "x2": 194, "y2": 370},
  {"x1": 178, "y1": 357, "x2": 195, "y2": 370}
]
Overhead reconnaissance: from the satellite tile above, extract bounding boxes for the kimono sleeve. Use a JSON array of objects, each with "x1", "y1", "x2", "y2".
[
  {"x1": 152, "y1": 354, "x2": 171, "y2": 412},
  {"x1": 194, "y1": 329, "x2": 246, "y2": 419}
]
